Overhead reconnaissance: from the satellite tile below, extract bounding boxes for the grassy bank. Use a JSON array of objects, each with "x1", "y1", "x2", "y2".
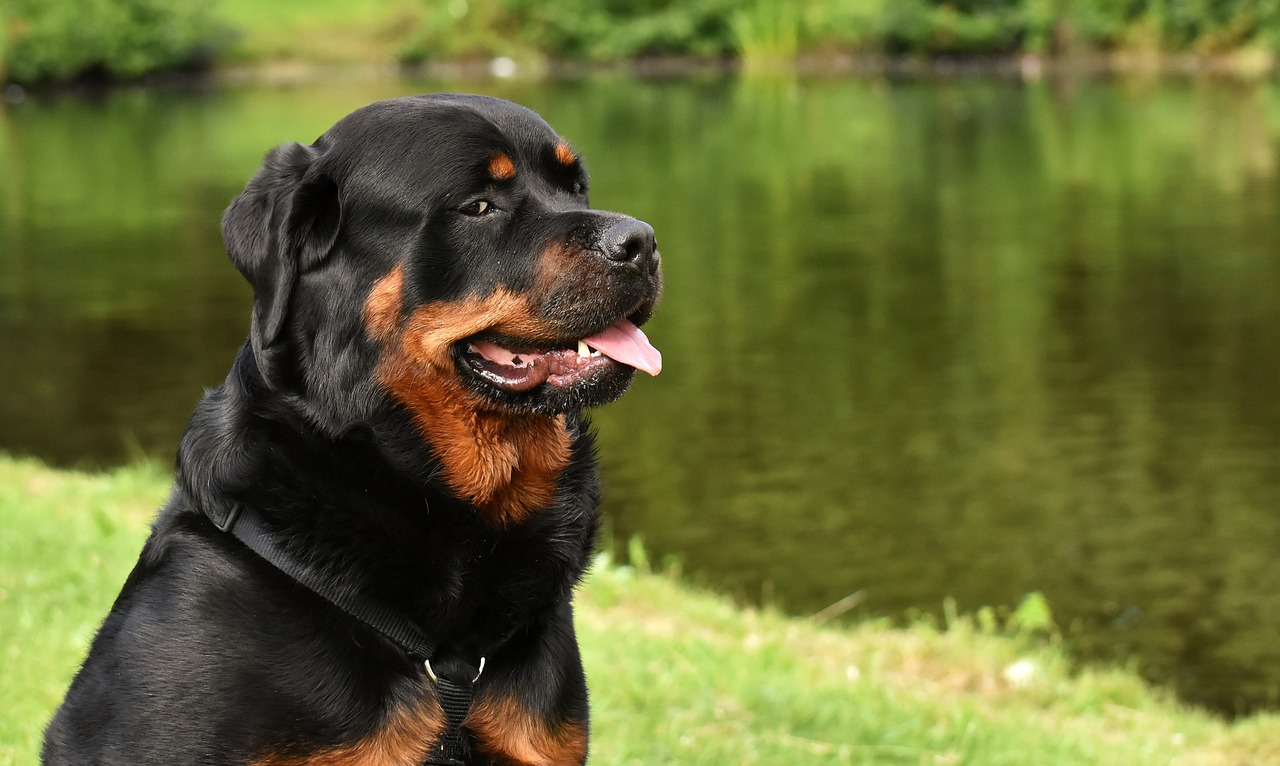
[
  {"x1": 1, "y1": 456, "x2": 1278, "y2": 764},
  {"x1": 204, "y1": 0, "x2": 1280, "y2": 77},
  {"x1": 8, "y1": 0, "x2": 1280, "y2": 84}
]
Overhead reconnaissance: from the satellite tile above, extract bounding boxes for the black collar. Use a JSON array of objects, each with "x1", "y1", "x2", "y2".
[
  {"x1": 206, "y1": 502, "x2": 478, "y2": 765},
  {"x1": 209, "y1": 502, "x2": 440, "y2": 660}
]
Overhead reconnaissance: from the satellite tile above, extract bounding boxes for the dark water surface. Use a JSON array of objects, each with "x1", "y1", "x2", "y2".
[{"x1": 3, "y1": 75, "x2": 1279, "y2": 714}]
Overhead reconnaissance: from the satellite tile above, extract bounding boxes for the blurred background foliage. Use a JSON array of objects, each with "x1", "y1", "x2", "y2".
[
  {"x1": 2, "y1": 0, "x2": 223, "y2": 83},
  {"x1": 7, "y1": 0, "x2": 1280, "y2": 83}
]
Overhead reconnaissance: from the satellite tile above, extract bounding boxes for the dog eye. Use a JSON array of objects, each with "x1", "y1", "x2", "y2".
[{"x1": 461, "y1": 200, "x2": 492, "y2": 216}]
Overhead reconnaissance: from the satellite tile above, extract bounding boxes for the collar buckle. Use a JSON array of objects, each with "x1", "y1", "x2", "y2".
[{"x1": 209, "y1": 503, "x2": 243, "y2": 533}]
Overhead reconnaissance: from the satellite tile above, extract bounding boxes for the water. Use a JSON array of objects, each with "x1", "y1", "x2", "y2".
[{"x1": 3, "y1": 75, "x2": 1279, "y2": 714}]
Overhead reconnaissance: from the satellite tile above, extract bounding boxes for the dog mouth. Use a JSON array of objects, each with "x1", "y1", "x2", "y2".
[{"x1": 460, "y1": 317, "x2": 661, "y2": 394}]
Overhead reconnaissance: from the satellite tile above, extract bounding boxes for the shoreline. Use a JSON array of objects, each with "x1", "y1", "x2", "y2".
[{"x1": 5, "y1": 48, "x2": 1280, "y2": 101}]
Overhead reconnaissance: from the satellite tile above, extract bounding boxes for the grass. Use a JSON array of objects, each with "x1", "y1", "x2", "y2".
[
  {"x1": 211, "y1": 0, "x2": 422, "y2": 66},
  {"x1": 731, "y1": 0, "x2": 802, "y2": 74},
  {"x1": 2, "y1": 455, "x2": 1279, "y2": 765},
  {"x1": 12, "y1": 0, "x2": 1280, "y2": 84},
  {"x1": 201, "y1": 1, "x2": 1280, "y2": 76}
]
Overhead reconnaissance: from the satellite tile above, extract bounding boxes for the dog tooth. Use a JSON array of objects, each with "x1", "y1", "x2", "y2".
[{"x1": 578, "y1": 340, "x2": 591, "y2": 358}]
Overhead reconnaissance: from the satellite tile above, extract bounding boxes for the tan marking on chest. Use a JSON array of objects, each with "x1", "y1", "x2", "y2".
[
  {"x1": 467, "y1": 695, "x2": 588, "y2": 766},
  {"x1": 251, "y1": 698, "x2": 446, "y2": 766}
]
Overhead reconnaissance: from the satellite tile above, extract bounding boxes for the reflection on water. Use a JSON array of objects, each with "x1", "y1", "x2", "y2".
[{"x1": 3, "y1": 76, "x2": 1279, "y2": 714}]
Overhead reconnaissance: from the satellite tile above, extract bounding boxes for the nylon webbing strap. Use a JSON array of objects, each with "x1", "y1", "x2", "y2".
[
  {"x1": 424, "y1": 678, "x2": 473, "y2": 765},
  {"x1": 210, "y1": 503, "x2": 478, "y2": 764},
  {"x1": 217, "y1": 504, "x2": 438, "y2": 661}
]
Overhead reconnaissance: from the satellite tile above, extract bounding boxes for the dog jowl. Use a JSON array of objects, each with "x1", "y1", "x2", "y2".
[{"x1": 42, "y1": 94, "x2": 662, "y2": 766}]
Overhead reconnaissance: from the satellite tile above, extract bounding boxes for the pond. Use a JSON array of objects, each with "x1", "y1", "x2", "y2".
[{"x1": 2, "y1": 73, "x2": 1279, "y2": 715}]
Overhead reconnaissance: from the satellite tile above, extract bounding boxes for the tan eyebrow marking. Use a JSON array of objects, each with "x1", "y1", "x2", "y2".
[
  {"x1": 488, "y1": 152, "x2": 517, "y2": 181},
  {"x1": 554, "y1": 143, "x2": 576, "y2": 166}
]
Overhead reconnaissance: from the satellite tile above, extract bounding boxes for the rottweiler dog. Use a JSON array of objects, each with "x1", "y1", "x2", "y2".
[{"x1": 42, "y1": 94, "x2": 662, "y2": 766}]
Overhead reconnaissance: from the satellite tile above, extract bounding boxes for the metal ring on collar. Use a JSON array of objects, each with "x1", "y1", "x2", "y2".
[{"x1": 424, "y1": 656, "x2": 486, "y2": 684}]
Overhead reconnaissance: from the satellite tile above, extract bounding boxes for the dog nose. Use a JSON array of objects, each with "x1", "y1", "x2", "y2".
[{"x1": 602, "y1": 219, "x2": 655, "y2": 269}]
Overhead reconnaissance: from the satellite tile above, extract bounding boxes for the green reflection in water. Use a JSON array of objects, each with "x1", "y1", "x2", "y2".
[{"x1": 2, "y1": 75, "x2": 1279, "y2": 714}]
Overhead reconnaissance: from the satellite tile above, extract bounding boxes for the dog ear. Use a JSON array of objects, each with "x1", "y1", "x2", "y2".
[{"x1": 222, "y1": 142, "x2": 341, "y2": 380}]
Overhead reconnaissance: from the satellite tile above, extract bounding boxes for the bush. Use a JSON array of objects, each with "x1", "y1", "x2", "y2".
[
  {"x1": 399, "y1": 0, "x2": 1280, "y2": 64},
  {"x1": 400, "y1": 0, "x2": 738, "y2": 63},
  {"x1": 10, "y1": 0, "x2": 1280, "y2": 84},
  {"x1": 4, "y1": 0, "x2": 224, "y2": 84}
]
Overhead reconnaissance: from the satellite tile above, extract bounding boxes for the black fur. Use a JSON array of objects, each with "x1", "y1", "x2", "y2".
[{"x1": 42, "y1": 94, "x2": 661, "y2": 765}]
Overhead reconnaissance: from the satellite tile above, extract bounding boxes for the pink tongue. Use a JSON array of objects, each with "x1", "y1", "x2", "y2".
[{"x1": 584, "y1": 320, "x2": 662, "y2": 376}]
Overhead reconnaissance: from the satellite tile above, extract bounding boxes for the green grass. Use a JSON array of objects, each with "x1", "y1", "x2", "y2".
[
  {"x1": 2, "y1": 455, "x2": 1278, "y2": 765},
  {"x1": 11, "y1": 0, "x2": 1280, "y2": 84},
  {"x1": 211, "y1": 0, "x2": 422, "y2": 65},
  {"x1": 203, "y1": 1, "x2": 1280, "y2": 73},
  {"x1": 731, "y1": 0, "x2": 802, "y2": 74},
  {"x1": 0, "y1": 457, "x2": 169, "y2": 764}
]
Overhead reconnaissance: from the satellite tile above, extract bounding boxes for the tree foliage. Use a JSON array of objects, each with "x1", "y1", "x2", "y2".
[
  {"x1": 8, "y1": 0, "x2": 1280, "y2": 83},
  {"x1": 3, "y1": 0, "x2": 222, "y2": 83},
  {"x1": 401, "y1": 0, "x2": 1280, "y2": 61},
  {"x1": 400, "y1": 0, "x2": 739, "y2": 63}
]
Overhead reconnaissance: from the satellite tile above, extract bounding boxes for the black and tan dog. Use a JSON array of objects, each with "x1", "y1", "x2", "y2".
[{"x1": 42, "y1": 94, "x2": 662, "y2": 766}]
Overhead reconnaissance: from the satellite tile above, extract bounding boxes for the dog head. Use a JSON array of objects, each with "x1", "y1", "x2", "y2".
[{"x1": 220, "y1": 94, "x2": 662, "y2": 520}]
